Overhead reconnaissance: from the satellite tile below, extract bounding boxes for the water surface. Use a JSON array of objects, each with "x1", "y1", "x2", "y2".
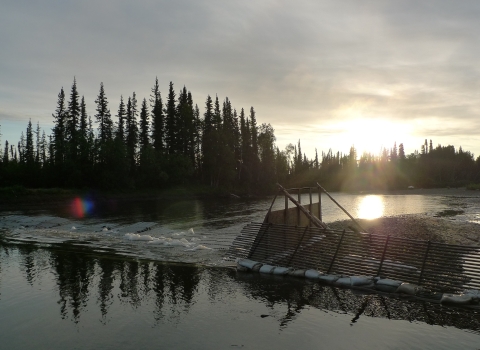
[{"x1": 1, "y1": 189, "x2": 480, "y2": 349}]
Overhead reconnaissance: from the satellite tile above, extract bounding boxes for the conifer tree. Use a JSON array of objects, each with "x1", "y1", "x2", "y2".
[
  {"x1": 116, "y1": 96, "x2": 126, "y2": 142},
  {"x1": 3, "y1": 141, "x2": 9, "y2": 163},
  {"x1": 391, "y1": 142, "x2": 398, "y2": 162},
  {"x1": 67, "y1": 77, "x2": 80, "y2": 161},
  {"x1": 193, "y1": 103, "x2": 201, "y2": 170},
  {"x1": 233, "y1": 108, "x2": 241, "y2": 174},
  {"x1": 257, "y1": 123, "x2": 276, "y2": 187},
  {"x1": 139, "y1": 98, "x2": 150, "y2": 150},
  {"x1": 18, "y1": 132, "x2": 25, "y2": 164},
  {"x1": 95, "y1": 82, "x2": 113, "y2": 144},
  {"x1": 150, "y1": 77, "x2": 164, "y2": 152},
  {"x1": 165, "y1": 82, "x2": 177, "y2": 154},
  {"x1": 80, "y1": 96, "x2": 88, "y2": 143},
  {"x1": 239, "y1": 108, "x2": 249, "y2": 159},
  {"x1": 187, "y1": 92, "x2": 197, "y2": 163},
  {"x1": 176, "y1": 86, "x2": 189, "y2": 156},
  {"x1": 40, "y1": 131, "x2": 47, "y2": 165},
  {"x1": 52, "y1": 87, "x2": 66, "y2": 166},
  {"x1": 249, "y1": 107, "x2": 258, "y2": 157},
  {"x1": 222, "y1": 98, "x2": 235, "y2": 152},
  {"x1": 77, "y1": 96, "x2": 90, "y2": 184},
  {"x1": 213, "y1": 95, "x2": 222, "y2": 130},
  {"x1": 87, "y1": 116, "x2": 96, "y2": 166},
  {"x1": 201, "y1": 95, "x2": 214, "y2": 183},
  {"x1": 399, "y1": 143, "x2": 406, "y2": 160},
  {"x1": 125, "y1": 95, "x2": 138, "y2": 174}
]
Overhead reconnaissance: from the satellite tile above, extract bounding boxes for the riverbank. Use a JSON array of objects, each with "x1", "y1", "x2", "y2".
[{"x1": 329, "y1": 214, "x2": 480, "y2": 246}]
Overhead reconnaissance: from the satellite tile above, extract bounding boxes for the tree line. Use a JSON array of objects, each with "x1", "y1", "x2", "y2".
[
  {"x1": 0, "y1": 78, "x2": 278, "y2": 192},
  {"x1": 1, "y1": 78, "x2": 480, "y2": 193},
  {"x1": 289, "y1": 139, "x2": 480, "y2": 191}
]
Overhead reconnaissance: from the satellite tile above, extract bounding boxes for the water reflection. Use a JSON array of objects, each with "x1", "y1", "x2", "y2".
[
  {"x1": 1, "y1": 242, "x2": 479, "y2": 336},
  {"x1": 235, "y1": 272, "x2": 480, "y2": 333},
  {"x1": 357, "y1": 195, "x2": 384, "y2": 219}
]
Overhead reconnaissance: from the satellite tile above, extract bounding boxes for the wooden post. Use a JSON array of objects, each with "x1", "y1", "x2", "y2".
[
  {"x1": 328, "y1": 229, "x2": 346, "y2": 274},
  {"x1": 297, "y1": 189, "x2": 301, "y2": 226},
  {"x1": 316, "y1": 182, "x2": 367, "y2": 232},
  {"x1": 309, "y1": 188, "x2": 313, "y2": 227},
  {"x1": 377, "y1": 235, "x2": 390, "y2": 276},
  {"x1": 288, "y1": 225, "x2": 310, "y2": 266},
  {"x1": 318, "y1": 186, "x2": 322, "y2": 222},
  {"x1": 276, "y1": 184, "x2": 328, "y2": 229},
  {"x1": 418, "y1": 241, "x2": 431, "y2": 286},
  {"x1": 263, "y1": 193, "x2": 278, "y2": 223}
]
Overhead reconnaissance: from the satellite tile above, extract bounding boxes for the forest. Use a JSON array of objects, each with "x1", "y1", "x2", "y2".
[{"x1": 1, "y1": 78, "x2": 480, "y2": 194}]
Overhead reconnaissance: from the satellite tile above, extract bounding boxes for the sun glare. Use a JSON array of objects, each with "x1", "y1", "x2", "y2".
[
  {"x1": 357, "y1": 195, "x2": 384, "y2": 220},
  {"x1": 335, "y1": 118, "x2": 411, "y2": 156}
]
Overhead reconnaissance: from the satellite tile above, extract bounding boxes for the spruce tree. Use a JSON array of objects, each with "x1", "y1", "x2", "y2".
[
  {"x1": 187, "y1": 91, "x2": 197, "y2": 164},
  {"x1": 40, "y1": 131, "x2": 47, "y2": 165},
  {"x1": 399, "y1": 143, "x2": 406, "y2": 160},
  {"x1": 193, "y1": 103, "x2": 201, "y2": 171},
  {"x1": 18, "y1": 132, "x2": 25, "y2": 164},
  {"x1": 95, "y1": 82, "x2": 113, "y2": 144},
  {"x1": 3, "y1": 141, "x2": 9, "y2": 163},
  {"x1": 213, "y1": 95, "x2": 221, "y2": 130},
  {"x1": 257, "y1": 123, "x2": 276, "y2": 187},
  {"x1": 139, "y1": 98, "x2": 150, "y2": 150},
  {"x1": 67, "y1": 77, "x2": 80, "y2": 160},
  {"x1": 176, "y1": 86, "x2": 193, "y2": 157},
  {"x1": 165, "y1": 82, "x2": 176, "y2": 154},
  {"x1": 125, "y1": 95, "x2": 138, "y2": 175},
  {"x1": 115, "y1": 96, "x2": 126, "y2": 142},
  {"x1": 150, "y1": 77, "x2": 164, "y2": 152},
  {"x1": 52, "y1": 87, "x2": 66, "y2": 166},
  {"x1": 80, "y1": 96, "x2": 88, "y2": 143},
  {"x1": 201, "y1": 95, "x2": 214, "y2": 184},
  {"x1": 249, "y1": 107, "x2": 258, "y2": 157},
  {"x1": 78, "y1": 96, "x2": 90, "y2": 185}
]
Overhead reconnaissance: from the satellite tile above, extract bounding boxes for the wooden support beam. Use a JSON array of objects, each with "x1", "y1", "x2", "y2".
[
  {"x1": 276, "y1": 183, "x2": 328, "y2": 229},
  {"x1": 316, "y1": 183, "x2": 367, "y2": 233}
]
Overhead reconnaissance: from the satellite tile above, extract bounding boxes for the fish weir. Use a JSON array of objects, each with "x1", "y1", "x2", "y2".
[{"x1": 227, "y1": 184, "x2": 480, "y2": 294}]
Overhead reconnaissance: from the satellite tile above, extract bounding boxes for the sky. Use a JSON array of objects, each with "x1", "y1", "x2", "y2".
[{"x1": 2, "y1": 0, "x2": 480, "y2": 160}]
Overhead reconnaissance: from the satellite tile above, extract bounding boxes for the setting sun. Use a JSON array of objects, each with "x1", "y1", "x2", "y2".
[
  {"x1": 346, "y1": 119, "x2": 410, "y2": 156},
  {"x1": 331, "y1": 118, "x2": 412, "y2": 156}
]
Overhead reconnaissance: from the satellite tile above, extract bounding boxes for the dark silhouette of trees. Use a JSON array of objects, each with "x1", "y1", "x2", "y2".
[
  {"x1": 125, "y1": 93, "x2": 138, "y2": 179},
  {"x1": 2, "y1": 77, "x2": 480, "y2": 193},
  {"x1": 150, "y1": 77, "x2": 164, "y2": 154},
  {"x1": 52, "y1": 87, "x2": 67, "y2": 183},
  {"x1": 165, "y1": 82, "x2": 177, "y2": 155}
]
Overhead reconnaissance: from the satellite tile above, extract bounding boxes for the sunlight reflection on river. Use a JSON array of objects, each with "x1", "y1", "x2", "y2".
[{"x1": 356, "y1": 195, "x2": 384, "y2": 219}]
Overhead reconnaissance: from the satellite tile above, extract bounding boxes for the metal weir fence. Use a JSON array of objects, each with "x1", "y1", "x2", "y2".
[{"x1": 227, "y1": 222, "x2": 480, "y2": 293}]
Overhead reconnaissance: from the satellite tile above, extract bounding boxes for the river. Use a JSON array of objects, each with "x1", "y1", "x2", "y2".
[{"x1": 1, "y1": 188, "x2": 480, "y2": 349}]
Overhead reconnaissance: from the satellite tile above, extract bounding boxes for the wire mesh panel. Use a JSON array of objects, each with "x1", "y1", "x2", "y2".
[{"x1": 228, "y1": 222, "x2": 480, "y2": 293}]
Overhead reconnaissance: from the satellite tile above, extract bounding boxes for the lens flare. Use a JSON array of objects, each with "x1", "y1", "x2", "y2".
[
  {"x1": 357, "y1": 195, "x2": 384, "y2": 220},
  {"x1": 71, "y1": 197, "x2": 94, "y2": 218}
]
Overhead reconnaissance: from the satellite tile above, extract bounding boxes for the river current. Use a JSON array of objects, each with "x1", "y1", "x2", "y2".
[{"x1": 1, "y1": 189, "x2": 480, "y2": 349}]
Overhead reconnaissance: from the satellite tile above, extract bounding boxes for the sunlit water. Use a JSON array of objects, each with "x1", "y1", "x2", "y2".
[{"x1": 1, "y1": 189, "x2": 480, "y2": 349}]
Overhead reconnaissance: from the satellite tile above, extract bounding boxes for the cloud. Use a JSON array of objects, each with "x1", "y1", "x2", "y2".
[{"x1": 1, "y1": 0, "x2": 480, "y2": 158}]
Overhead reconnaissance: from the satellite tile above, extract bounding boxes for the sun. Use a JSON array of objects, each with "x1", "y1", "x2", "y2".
[{"x1": 338, "y1": 118, "x2": 411, "y2": 156}]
